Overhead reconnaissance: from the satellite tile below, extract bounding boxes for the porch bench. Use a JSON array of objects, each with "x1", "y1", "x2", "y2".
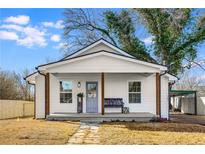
[{"x1": 104, "y1": 98, "x2": 124, "y2": 113}]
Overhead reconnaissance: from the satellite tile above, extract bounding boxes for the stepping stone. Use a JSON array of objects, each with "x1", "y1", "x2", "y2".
[{"x1": 67, "y1": 122, "x2": 100, "y2": 145}]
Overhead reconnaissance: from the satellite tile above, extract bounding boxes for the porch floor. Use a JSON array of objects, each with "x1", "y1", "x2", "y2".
[{"x1": 46, "y1": 112, "x2": 155, "y2": 122}]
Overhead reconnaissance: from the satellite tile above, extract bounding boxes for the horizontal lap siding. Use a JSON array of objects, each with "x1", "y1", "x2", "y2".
[
  {"x1": 35, "y1": 75, "x2": 45, "y2": 118},
  {"x1": 104, "y1": 73, "x2": 156, "y2": 114},
  {"x1": 43, "y1": 73, "x2": 169, "y2": 117},
  {"x1": 50, "y1": 73, "x2": 102, "y2": 114}
]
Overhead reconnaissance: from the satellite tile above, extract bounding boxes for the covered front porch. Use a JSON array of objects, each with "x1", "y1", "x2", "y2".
[
  {"x1": 45, "y1": 72, "x2": 161, "y2": 117},
  {"x1": 47, "y1": 112, "x2": 155, "y2": 122}
]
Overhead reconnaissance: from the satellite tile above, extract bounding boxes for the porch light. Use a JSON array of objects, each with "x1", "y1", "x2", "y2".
[{"x1": 77, "y1": 82, "x2": 81, "y2": 88}]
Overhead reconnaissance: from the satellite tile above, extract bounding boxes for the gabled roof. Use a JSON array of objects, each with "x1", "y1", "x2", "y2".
[
  {"x1": 24, "y1": 71, "x2": 38, "y2": 84},
  {"x1": 36, "y1": 39, "x2": 166, "y2": 70},
  {"x1": 62, "y1": 38, "x2": 134, "y2": 60},
  {"x1": 37, "y1": 50, "x2": 167, "y2": 71},
  {"x1": 25, "y1": 38, "x2": 176, "y2": 83}
]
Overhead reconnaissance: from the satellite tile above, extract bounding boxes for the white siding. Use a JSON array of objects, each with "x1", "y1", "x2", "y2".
[
  {"x1": 104, "y1": 73, "x2": 156, "y2": 114},
  {"x1": 47, "y1": 55, "x2": 159, "y2": 73},
  {"x1": 79, "y1": 43, "x2": 119, "y2": 56},
  {"x1": 50, "y1": 73, "x2": 102, "y2": 114},
  {"x1": 197, "y1": 97, "x2": 205, "y2": 115},
  {"x1": 36, "y1": 72, "x2": 169, "y2": 118},
  {"x1": 181, "y1": 97, "x2": 195, "y2": 114},
  {"x1": 35, "y1": 75, "x2": 45, "y2": 118},
  {"x1": 160, "y1": 75, "x2": 169, "y2": 119},
  {"x1": 49, "y1": 73, "x2": 160, "y2": 115}
]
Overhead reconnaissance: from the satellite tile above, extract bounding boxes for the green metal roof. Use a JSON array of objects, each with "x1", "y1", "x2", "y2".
[{"x1": 170, "y1": 90, "x2": 196, "y2": 96}]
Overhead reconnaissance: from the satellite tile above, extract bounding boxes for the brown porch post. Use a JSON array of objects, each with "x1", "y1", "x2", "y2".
[
  {"x1": 45, "y1": 73, "x2": 50, "y2": 117},
  {"x1": 101, "y1": 72, "x2": 105, "y2": 115},
  {"x1": 156, "y1": 72, "x2": 161, "y2": 117}
]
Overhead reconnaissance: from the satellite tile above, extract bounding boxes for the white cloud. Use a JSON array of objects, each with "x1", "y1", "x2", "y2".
[
  {"x1": 142, "y1": 36, "x2": 154, "y2": 45},
  {"x1": 16, "y1": 27, "x2": 47, "y2": 47},
  {"x1": 54, "y1": 42, "x2": 68, "y2": 49},
  {"x1": 50, "y1": 34, "x2": 60, "y2": 42},
  {"x1": 0, "y1": 30, "x2": 18, "y2": 40},
  {"x1": 42, "y1": 22, "x2": 53, "y2": 27},
  {"x1": 0, "y1": 24, "x2": 23, "y2": 31},
  {"x1": 0, "y1": 24, "x2": 47, "y2": 47},
  {"x1": 42, "y1": 20, "x2": 64, "y2": 29},
  {"x1": 4, "y1": 15, "x2": 30, "y2": 25}
]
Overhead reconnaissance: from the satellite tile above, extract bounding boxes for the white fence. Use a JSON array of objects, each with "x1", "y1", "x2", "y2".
[{"x1": 0, "y1": 100, "x2": 34, "y2": 119}]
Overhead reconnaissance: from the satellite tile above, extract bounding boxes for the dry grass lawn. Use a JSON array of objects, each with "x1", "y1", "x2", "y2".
[
  {"x1": 0, "y1": 118, "x2": 79, "y2": 145},
  {"x1": 98, "y1": 122, "x2": 205, "y2": 145}
]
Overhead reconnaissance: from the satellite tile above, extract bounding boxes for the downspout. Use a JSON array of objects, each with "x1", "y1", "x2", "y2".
[
  {"x1": 23, "y1": 78, "x2": 36, "y2": 119},
  {"x1": 158, "y1": 71, "x2": 167, "y2": 119},
  {"x1": 168, "y1": 80, "x2": 176, "y2": 120},
  {"x1": 27, "y1": 81, "x2": 36, "y2": 119},
  {"x1": 160, "y1": 71, "x2": 178, "y2": 120}
]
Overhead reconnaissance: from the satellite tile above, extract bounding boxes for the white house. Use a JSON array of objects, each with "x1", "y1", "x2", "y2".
[{"x1": 25, "y1": 39, "x2": 177, "y2": 120}]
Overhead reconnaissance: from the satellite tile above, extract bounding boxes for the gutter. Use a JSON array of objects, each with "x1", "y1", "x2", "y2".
[
  {"x1": 36, "y1": 67, "x2": 46, "y2": 77},
  {"x1": 27, "y1": 80, "x2": 35, "y2": 86},
  {"x1": 160, "y1": 70, "x2": 167, "y2": 76}
]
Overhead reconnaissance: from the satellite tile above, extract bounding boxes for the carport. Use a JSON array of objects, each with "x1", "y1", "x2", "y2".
[{"x1": 170, "y1": 90, "x2": 197, "y2": 115}]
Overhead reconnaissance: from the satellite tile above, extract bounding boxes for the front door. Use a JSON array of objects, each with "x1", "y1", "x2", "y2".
[{"x1": 86, "y1": 82, "x2": 98, "y2": 113}]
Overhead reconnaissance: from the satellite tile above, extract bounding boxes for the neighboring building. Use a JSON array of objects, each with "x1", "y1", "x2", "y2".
[
  {"x1": 25, "y1": 39, "x2": 177, "y2": 120},
  {"x1": 170, "y1": 88, "x2": 205, "y2": 115}
]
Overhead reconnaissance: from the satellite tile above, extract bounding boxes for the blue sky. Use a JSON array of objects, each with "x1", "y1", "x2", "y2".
[
  {"x1": 0, "y1": 8, "x2": 205, "y2": 77},
  {"x1": 0, "y1": 9, "x2": 65, "y2": 73}
]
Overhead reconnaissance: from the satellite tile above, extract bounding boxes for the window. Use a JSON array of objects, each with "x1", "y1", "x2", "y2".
[
  {"x1": 128, "y1": 81, "x2": 141, "y2": 103},
  {"x1": 60, "y1": 81, "x2": 72, "y2": 103}
]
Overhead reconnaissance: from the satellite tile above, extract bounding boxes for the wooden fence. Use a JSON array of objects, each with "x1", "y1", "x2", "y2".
[{"x1": 0, "y1": 100, "x2": 34, "y2": 119}]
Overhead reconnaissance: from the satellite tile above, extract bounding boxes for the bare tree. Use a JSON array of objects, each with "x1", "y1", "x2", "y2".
[
  {"x1": 173, "y1": 71, "x2": 205, "y2": 96},
  {"x1": 14, "y1": 69, "x2": 33, "y2": 100},
  {"x1": 0, "y1": 69, "x2": 19, "y2": 99},
  {"x1": 0, "y1": 68, "x2": 34, "y2": 101},
  {"x1": 63, "y1": 9, "x2": 118, "y2": 56}
]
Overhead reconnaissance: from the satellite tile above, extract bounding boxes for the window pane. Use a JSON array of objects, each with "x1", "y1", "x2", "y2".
[
  {"x1": 60, "y1": 81, "x2": 72, "y2": 92},
  {"x1": 60, "y1": 93, "x2": 72, "y2": 103},
  {"x1": 129, "y1": 82, "x2": 141, "y2": 92},
  {"x1": 87, "y1": 83, "x2": 97, "y2": 98},
  {"x1": 129, "y1": 93, "x2": 141, "y2": 103},
  {"x1": 136, "y1": 93, "x2": 141, "y2": 103}
]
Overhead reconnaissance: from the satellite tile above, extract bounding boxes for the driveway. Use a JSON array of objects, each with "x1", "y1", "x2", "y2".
[{"x1": 170, "y1": 113, "x2": 205, "y2": 126}]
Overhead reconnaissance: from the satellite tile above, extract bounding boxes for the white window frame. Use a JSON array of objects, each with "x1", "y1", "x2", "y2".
[
  {"x1": 59, "y1": 80, "x2": 73, "y2": 103},
  {"x1": 128, "y1": 80, "x2": 141, "y2": 103}
]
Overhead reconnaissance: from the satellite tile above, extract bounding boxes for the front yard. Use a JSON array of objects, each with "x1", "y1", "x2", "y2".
[
  {"x1": 0, "y1": 115, "x2": 205, "y2": 145},
  {"x1": 0, "y1": 118, "x2": 79, "y2": 145},
  {"x1": 98, "y1": 122, "x2": 205, "y2": 144}
]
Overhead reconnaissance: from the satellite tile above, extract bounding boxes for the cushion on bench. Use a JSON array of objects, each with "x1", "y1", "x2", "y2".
[{"x1": 104, "y1": 98, "x2": 124, "y2": 107}]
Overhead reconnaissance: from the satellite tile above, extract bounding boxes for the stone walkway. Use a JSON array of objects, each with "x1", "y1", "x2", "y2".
[{"x1": 67, "y1": 122, "x2": 100, "y2": 144}]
